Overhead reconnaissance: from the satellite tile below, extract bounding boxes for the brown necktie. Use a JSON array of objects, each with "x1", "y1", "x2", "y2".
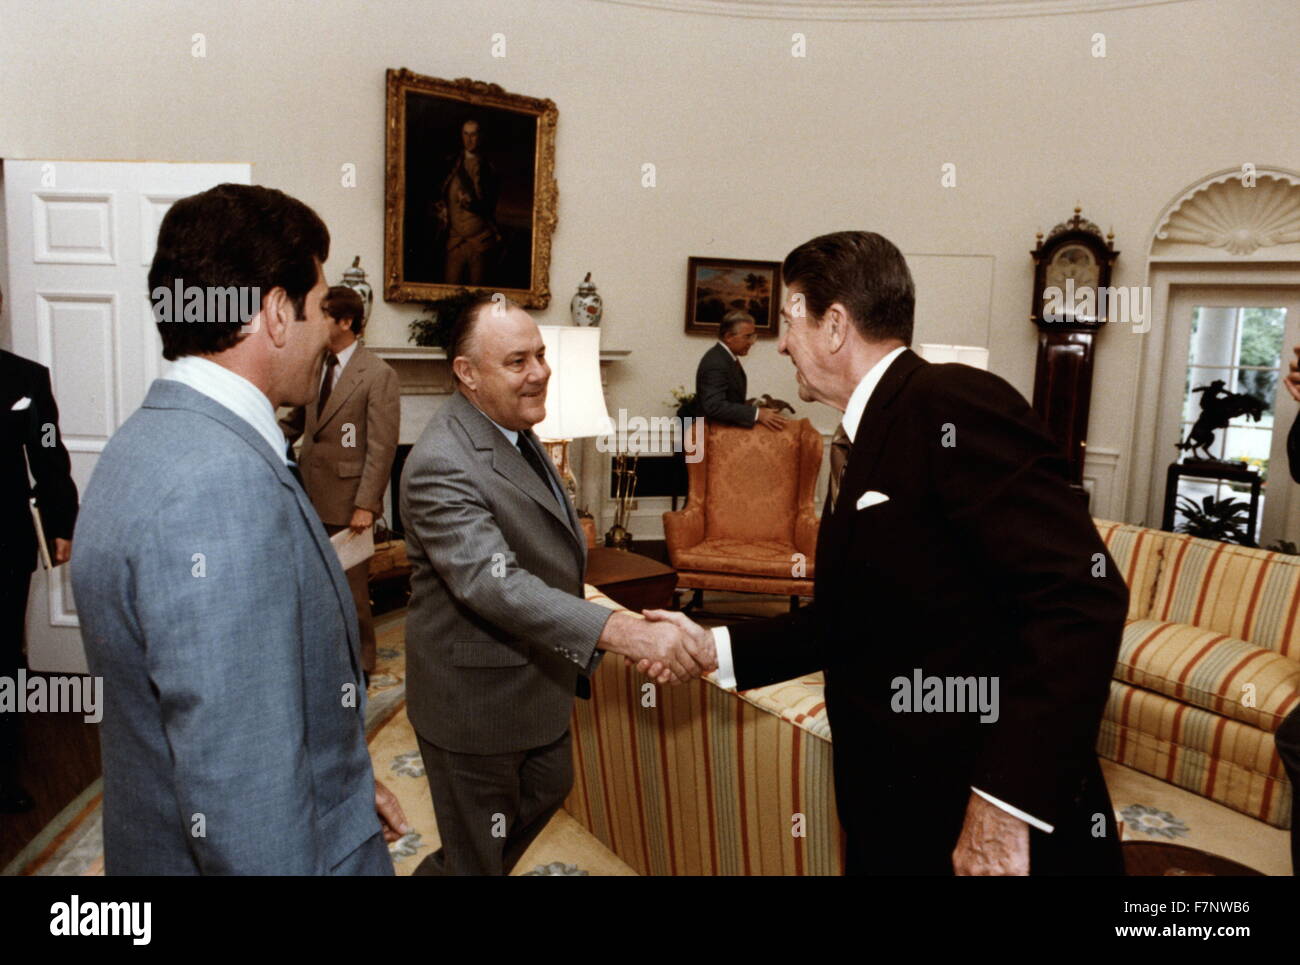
[
  {"x1": 316, "y1": 353, "x2": 339, "y2": 418},
  {"x1": 829, "y1": 424, "x2": 852, "y2": 508}
]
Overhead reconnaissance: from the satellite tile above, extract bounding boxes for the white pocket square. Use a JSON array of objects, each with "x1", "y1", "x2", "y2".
[
  {"x1": 856, "y1": 490, "x2": 890, "y2": 510},
  {"x1": 11, "y1": 396, "x2": 31, "y2": 411}
]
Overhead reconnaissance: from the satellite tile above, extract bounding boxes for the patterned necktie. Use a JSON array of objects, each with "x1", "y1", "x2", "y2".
[
  {"x1": 516, "y1": 432, "x2": 557, "y2": 502},
  {"x1": 829, "y1": 424, "x2": 852, "y2": 508},
  {"x1": 316, "y1": 353, "x2": 339, "y2": 418}
]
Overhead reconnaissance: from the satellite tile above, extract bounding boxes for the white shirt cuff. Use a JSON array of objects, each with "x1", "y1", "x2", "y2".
[
  {"x1": 971, "y1": 787, "x2": 1054, "y2": 833},
  {"x1": 711, "y1": 626, "x2": 737, "y2": 690}
]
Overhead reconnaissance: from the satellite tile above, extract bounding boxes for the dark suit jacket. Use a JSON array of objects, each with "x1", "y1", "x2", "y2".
[
  {"x1": 1289, "y1": 409, "x2": 1299, "y2": 484},
  {"x1": 1, "y1": 351, "x2": 78, "y2": 573},
  {"x1": 695, "y1": 342, "x2": 757, "y2": 427},
  {"x1": 728, "y1": 349, "x2": 1128, "y2": 874},
  {"x1": 400, "y1": 391, "x2": 614, "y2": 755}
]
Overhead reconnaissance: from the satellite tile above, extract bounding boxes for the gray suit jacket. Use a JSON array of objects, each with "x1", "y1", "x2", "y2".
[
  {"x1": 695, "y1": 342, "x2": 757, "y2": 426},
  {"x1": 400, "y1": 390, "x2": 614, "y2": 755},
  {"x1": 71, "y1": 379, "x2": 389, "y2": 875}
]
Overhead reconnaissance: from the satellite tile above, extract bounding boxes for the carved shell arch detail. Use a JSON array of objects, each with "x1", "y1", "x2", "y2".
[{"x1": 1155, "y1": 172, "x2": 1300, "y2": 256}]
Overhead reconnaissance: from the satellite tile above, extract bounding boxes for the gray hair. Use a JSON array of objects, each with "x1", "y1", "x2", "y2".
[{"x1": 719, "y1": 310, "x2": 755, "y2": 338}]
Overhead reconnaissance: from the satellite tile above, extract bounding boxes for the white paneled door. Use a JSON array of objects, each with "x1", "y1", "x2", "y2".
[{"x1": 3, "y1": 160, "x2": 250, "y2": 672}]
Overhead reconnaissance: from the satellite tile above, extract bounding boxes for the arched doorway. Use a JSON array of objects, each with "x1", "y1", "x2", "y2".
[{"x1": 1125, "y1": 166, "x2": 1300, "y2": 548}]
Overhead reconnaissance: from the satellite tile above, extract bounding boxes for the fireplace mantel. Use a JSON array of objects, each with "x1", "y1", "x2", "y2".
[{"x1": 368, "y1": 344, "x2": 629, "y2": 396}]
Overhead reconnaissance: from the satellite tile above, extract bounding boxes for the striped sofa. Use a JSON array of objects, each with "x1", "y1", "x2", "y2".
[
  {"x1": 566, "y1": 524, "x2": 1298, "y2": 876},
  {"x1": 1095, "y1": 520, "x2": 1299, "y2": 828}
]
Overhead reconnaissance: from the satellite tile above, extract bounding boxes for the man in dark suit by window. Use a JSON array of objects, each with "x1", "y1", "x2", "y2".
[
  {"x1": 1277, "y1": 341, "x2": 1300, "y2": 875},
  {"x1": 1287, "y1": 343, "x2": 1299, "y2": 486},
  {"x1": 0, "y1": 286, "x2": 79, "y2": 813},
  {"x1": 695, "y1": 310, "x2": 788, "y2": 430}
]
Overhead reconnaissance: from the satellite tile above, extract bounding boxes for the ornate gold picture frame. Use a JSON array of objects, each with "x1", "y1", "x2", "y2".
[{"x1": 384, "y1": 68, "x2": 557, "y2": 308}]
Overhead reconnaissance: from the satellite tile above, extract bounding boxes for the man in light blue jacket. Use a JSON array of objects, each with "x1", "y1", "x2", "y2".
[{"x1": 72, "y1": 184, "x2": 407, "y2": 874}]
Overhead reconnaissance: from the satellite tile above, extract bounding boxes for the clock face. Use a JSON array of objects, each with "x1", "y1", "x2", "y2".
[{"x1": 1045, "y1": 244, "x2": 1100, "y2": 294}]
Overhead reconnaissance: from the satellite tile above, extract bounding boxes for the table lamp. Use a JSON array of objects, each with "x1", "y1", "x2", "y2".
[
  {"x1": 534, "y1": 325, "x2": 614, "y2": 508},
  {"x1": 915, "y1": 343, "x2": 990, "y2": 369}
]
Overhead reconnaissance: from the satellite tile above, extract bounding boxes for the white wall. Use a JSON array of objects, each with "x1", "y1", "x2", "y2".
[{"x1": 2, "y1": 0, "x2": 1296, "y2": 519}]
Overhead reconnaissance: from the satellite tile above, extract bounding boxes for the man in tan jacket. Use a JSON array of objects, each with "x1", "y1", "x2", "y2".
[{"x1": 282, "y1": 286, "x2": 400, "y2": 674}]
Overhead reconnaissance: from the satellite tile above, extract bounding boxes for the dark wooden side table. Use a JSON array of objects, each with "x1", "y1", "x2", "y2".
[{"x1": 585, "y1": 547, "x2": 677, "y2": 612}]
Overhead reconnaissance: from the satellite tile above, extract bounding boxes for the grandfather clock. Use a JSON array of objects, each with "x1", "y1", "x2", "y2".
[{"x1": 1029, "y1": 207, "x2": 1118, "y2": 492}]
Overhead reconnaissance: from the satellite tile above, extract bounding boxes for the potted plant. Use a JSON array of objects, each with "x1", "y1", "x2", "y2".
[
  {"x1": 1175, "y1": 494, "x2": 1257, "y2": 547},
  {"x1": 408, "y1": 291, "x2": 480, "y2": 350}
]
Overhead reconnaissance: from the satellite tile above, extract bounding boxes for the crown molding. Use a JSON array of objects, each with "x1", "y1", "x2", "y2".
[{"x1": 595, "y1": 0, "x2": 1193, "y2": 22}]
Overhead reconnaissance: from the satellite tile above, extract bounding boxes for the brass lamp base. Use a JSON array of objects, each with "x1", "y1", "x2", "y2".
[{"x1": 541, "y1": 438, "x2": 579, "y2": 506}]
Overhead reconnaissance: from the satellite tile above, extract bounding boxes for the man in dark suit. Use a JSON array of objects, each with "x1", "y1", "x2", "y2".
[
  {"x1": 646, "y1": 231, "x2": 1128, "y2": 875},
  {"x1": 1, "y1": 289, "x2": 79, "y2": 812},
  {"x1": 1277, "y1": 341, "x2": 1300, "y2": 874},
  {"x1": 1288, "y1": 343, "x2": 1299, "y2": 486},
  {"x1": 695, "y1": 310, "x2": 788, "y2": 430},
  {"x1": 400, "y1": 295, "x2": 710, "y2": 875}
]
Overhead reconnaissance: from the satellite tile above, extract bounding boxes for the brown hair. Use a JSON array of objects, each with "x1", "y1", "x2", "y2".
[
  {"x1": 781, "y1": 231, "x2": 914, "y2": 345},
  {"x1": 322, "y1": 285, "x2": 366, "y2": 335},
  {"x1": 149, "y1": 183, "x2": 329, "y2": 360}
]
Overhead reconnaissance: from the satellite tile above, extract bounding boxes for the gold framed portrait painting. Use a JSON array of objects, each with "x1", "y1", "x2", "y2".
[{"x1": 384, "y1": 68, "x2": 558, "y2": 308}]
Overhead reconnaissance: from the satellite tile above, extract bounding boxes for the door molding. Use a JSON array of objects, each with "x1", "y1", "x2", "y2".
[{"x1": 1122, "y1": 166, "x2": 1300, "y2": 528}]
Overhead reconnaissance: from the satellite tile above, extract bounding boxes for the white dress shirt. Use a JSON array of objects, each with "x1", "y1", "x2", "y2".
[
  {"x1": 708, "y1": 345, "x2": 1053, "y2": 834},
  {"x1": 163, "y1": 355, "x2": 289, "y2": 465}
]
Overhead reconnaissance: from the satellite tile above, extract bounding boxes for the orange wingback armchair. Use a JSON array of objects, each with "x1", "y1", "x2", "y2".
[{"x1": 663, "y1": 417, "x2": 822, "y2": 600}]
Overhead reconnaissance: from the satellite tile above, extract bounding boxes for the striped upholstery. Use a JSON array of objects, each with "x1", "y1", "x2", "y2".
[
  {"x1": 1091, "y1": 524, "x2": 1299, "y2": 828},
  {"x1": 569, "y1": 585, "x2": 843, "y2": 875},
  {"x1": 1149, "y1": 534, "x2": 1300, "y2": 660},
  {"x1": 573, "y1": 517, "x2": 1300, "y2": 846},
  {"x1": 1116, "y1": 619, "x2": 1300, "y2": 733},
  {"x1": 1094, "y1": 519, "x2": 1163, "y2": 620},
  {"x1": 1100, "y1": 680, "x2": 1293, "y2": 829}
]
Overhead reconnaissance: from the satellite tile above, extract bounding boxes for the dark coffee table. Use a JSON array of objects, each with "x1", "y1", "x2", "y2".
[
  {"x1": 585, "y1": 547, "x2": 677, "y2": 613},
  {"x1": 1122, "y1": 842, "x2": 1264, "y2": 876}
]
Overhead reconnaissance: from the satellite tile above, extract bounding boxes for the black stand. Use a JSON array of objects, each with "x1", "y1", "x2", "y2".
[{"x1": 1161, "y1": 461, "x2": 1262, "y2": 540}]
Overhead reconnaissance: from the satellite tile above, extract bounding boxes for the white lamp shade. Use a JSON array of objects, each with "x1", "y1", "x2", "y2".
[
  {"x1": 534, "y1": 325, "x2": 614, "y2": 440},
  {"x1": 915, "y1": 343, "x2": 990, "y2": 370}
]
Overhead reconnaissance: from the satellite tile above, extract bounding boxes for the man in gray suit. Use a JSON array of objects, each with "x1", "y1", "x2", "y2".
[
  {"x1": 72, "y1": 183, "x2": 408, "y2": 874},
  {"x1": 695, "y1": 310, "x2": 788, "y2": 430},
  {"x1": 401, "y1": 294, "x2": 713, "y2": 875}
]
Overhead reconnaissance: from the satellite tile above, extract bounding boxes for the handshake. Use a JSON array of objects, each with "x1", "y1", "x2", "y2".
[{"x1": 597, "y1": 609, "x2": 717, "y2": 685}]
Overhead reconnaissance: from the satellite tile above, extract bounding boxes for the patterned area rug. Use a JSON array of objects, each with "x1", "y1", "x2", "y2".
[
  {"x1": 1104, "y1": 758, "x2": 1290, "y2": 875},
  {"x1": 6, "y1": 600, "x2": 1290, "y2": 876}
]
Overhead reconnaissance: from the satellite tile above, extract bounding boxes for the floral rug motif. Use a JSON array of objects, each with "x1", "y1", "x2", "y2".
[
  {"x1": 1120, "y1": 803, "x2": 1190, "y2": 839},
  {"x1": 522, "y1": 862, "x2": 589, "y2": 876}
]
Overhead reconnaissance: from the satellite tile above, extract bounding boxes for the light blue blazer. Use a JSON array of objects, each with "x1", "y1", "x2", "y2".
[{"x1": 72, "y1": 379, "x2": 390, "y2": 875}]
